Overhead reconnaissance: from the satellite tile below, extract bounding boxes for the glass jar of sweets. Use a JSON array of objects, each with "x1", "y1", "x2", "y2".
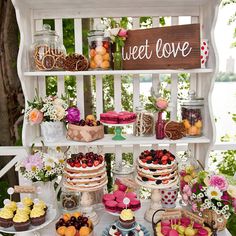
[
  {"x1": 181, "y1": 90, "x2": 204, "y2": 137},
  {"x1": 31, "y1": 24, "x2": 66, "y2": 71},
  {"x1": 60, "y1": 187, "x2": 80, "y2": 211},
  {"x1": 88, "y1": 30, "x2": 111, "y2": 70},
  {"x1": 134, "y1": 106, "x2": 154, "y2": 136}
]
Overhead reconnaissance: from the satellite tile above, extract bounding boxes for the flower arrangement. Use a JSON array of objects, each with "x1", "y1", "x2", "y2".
[
  {"x1": 25, "y1": 93, "x2": 69, "y2": 125},
  {"x1": 16, "y1": 149, "x2": 65, "y2": 182},
  {"x1": 65, "y1": 107, "x2": 80, "y2": 124},
  {"x1": 145, "y1": 96, "x2": 169, "y2": 113},
  {"x1": 105, "y1": 27, "x2": 128, "y2": 49},
  {"x1": 189, "y1": 171, "x2": 236, "y2": 223}
]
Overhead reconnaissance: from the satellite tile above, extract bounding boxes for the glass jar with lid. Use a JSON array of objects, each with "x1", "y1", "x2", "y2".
[
  {"x1": 88, "y1": 30, "x2": 111, "y2": 70},
  {"x1": 134, "y1": 106, "x2": 154, "y2": 136},
  {"x1": 180, "y1": 90, "x2": 204, "y2": 137},
  {"x1": 31, "y1": 24, "x2": 66, "y2": 71},
  {"x1": 60, "y1": 187, "x2": 80, "y2": 211}
]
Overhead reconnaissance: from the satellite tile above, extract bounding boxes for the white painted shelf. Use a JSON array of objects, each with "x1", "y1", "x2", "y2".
[
  {"x1": 24, "y1": 68, "x2": 213, "y2": 77},
  {"x1": 31, "y1": 134, "x2": 210, "y2": 147}
]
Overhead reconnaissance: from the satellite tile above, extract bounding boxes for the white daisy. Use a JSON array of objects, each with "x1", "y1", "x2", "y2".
[
  {"x1": 207, "y1": 186, "x2": 223, "y2": 200},
  {"x1": 223, "y1": 205, "x2": 229, "y2": 211},
  {"x1": 217, "y1": 202, "x2": 222, "y2": 207}
]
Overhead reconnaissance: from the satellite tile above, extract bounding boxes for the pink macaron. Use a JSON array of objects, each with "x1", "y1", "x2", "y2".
[
  {"x1": 102, "y1": 193, "x2": 115, "y2": 204},
  {"x1": 180, "y1": 217, "x2": 190, "y2": 226},
  {"x1": 114, "y1": 190, "x2": 125, "y2": 198},
  {"x1": 198, "y1": 228, "x2": 208, "y2": 236},
  {"x1": 117, "y1": 202, "x2": 128, "y2": 212},
  {"x1": 125, "y1": 192, "x2": 137, "y2": 199},
  {"x1": 130, "y1": 199, "x2": 141, "y2": 211},
  {"x1": 116, "y1": 196, "x2": 125, "y2": 203},
  {"x1": 105, "y1": 200, "x2": 117, "y2": 213},
  {"x1": 161, "y1": 220, "x2": 171, "y2": 227}
]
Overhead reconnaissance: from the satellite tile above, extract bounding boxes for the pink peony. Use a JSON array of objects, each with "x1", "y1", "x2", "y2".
[
  {"x1": 209, "y1": 175, "x2": 228, "y2": 191},
  {"x1": 156, "y1": 97, "x2": 168, "y2": 110},
  {"x1": 182, "y1": 193, "x2": 189, "y2": 203},
  {"x1": 66, "y1": 107, "x2": 80, "y2": 124},
  {"x1": 183, "y1": 185, "x2": 192, "y2": 197},
  {"x1": 118, "y1": 28, "x2": 128, "y2": 38},
  {"x1": 28, "y1": 108, "x2": 43, "y2": 125}
]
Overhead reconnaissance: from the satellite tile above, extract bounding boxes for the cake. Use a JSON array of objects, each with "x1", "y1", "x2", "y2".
[
  {"x1": 0, "y1": 208, "x2": 13, "y2": 228},
  {"x1": 119, "y1": 209, "x2": 135, "y2": 229},
  {"x1": 100, "y1": 111, "x2": 136, "y2": 124},
  {"x1": 63, "y1": 152, "x2": 108, "y2": 191},
  {"x1": 30, "y1": 207, "x2": 46, "y2": 226},
  {"x1": 13, "y1": 211, "x2": 30, "y2": 231},
  {"x1": 136, "y1": 149, "x2": 178, "y2": 187}
]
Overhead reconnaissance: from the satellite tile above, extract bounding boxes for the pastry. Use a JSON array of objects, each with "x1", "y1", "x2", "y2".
[
  {"x1": 105, "y1": 200, "x2": 117, "y2": 213},
  {"x1": 13, "y1": 211, "x2": 30, "y2": 231},
  {"x1": 119, "y1": 209, "x2": 135, "y2": 229},
  {"x1": 100, "y1": 111, "x2": 137, "y2": 124},
  {"x1": 30, "y1": 207, "x2": 46, "y2": 226},
  {"x1": 0, "y1": 208, "x2": 13, "y2": 228},
  {"x1": 130, "y1": 199, "x2": 141, "y2": 211},
  {"x1": 102, "y1": 193, "x2": 115, "y2": 203},
  {"x1": 136, "y1": 149, "x2": 178, "y2": 187}
]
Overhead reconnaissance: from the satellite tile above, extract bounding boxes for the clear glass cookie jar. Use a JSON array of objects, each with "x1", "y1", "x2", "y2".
[
  {"x1": 88, "y1": 30, "x2": 111, "y2": 70},
  {"x1": 180, "y1": 90, "x2": 204, "y2": 137},
  {"x1": 31, "y1": 24, "x2": 66, "y2": 71}
]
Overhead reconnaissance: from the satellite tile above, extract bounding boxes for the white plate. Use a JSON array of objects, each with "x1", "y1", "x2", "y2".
[
  {"x1": 0, "y1": 205, "x2": 57, "y2": 234},
  {"x1": 104, "y1": 207, "x2": 141, "y2": 217}
]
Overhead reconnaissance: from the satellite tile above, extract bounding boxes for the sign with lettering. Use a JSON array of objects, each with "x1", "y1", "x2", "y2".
[{"x1": 122, "y1": 24, "x2": 200, "y2": 70}]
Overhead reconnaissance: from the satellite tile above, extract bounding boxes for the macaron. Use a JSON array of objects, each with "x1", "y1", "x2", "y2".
[
  {"x1": 130, "y1": 199, "x2": 141, "y2": 211},
  {"x1": 116, "y1": 196, "x2": 125, "y2": 203},
  {"x1": 125, "y1": 192, "x2": 137, "y2": 199},
  {"x1": 180, "y1": 217, "x2": 190, "y2": 226},
  {"x1": 102, "y1": 193, "x2": 115, "y2": 203},
  {"x1": 161, "y1": 220, "x2": 171, "y2": 227},
  {"x1": 113, "y1": 190, "x2": 125, "y2": 199},
  {"x1": 198, "y1": 228, "x2": 208, "y2": 236},
  {"x1": 105, "y1": 200, "x2": 117, "y2": 213},
  {"x1": 117, "y1": 202, "x2": 127, "y2": 212}
]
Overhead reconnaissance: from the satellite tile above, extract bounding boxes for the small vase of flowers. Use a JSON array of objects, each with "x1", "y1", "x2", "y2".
[
  {"x1": 189, "y1": 171, "x2": 236, "y2": 231},
  {"x1": 25, "y1": 92, "x2": 68, "y2": 142}
]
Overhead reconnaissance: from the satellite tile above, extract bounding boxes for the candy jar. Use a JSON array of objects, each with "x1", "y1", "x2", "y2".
[
  {"x1": 181, "y1": 90, "x2": 204, "y2": 137},
  {"x1": 60, "y1": 187, "x2": 80, "y2": 211},
  {"x1": 178, "y1": 150, "x2": 200, "y2": 206},
  {"x1": 31, "y1": 24, "x2": 66, "y2": 71},
  {"x1": 134, "y1": 106, "x2": 154, "y2": 136},
  {"x1": 88, "y1": 30, "x2": 111, "y2": 70}
]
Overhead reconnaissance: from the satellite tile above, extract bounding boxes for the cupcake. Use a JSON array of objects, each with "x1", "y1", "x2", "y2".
[
  {"x1": 16, "y1": 203, "x2": 31, "y2": 215},
  {"x1": 13, "y1": 212, "x2": 30, "y2": 231},
  {"x1": 22, "y1": 197, "x2": 33, "y2": 209},
  {"x1": 4, "y1": 200, "x2": 17, "y2": 213},
  {"x1": 30, "y1": 207, "x2": 46, "y2": 226},
  {"x1": 0, "y1": 208, "x2": 13, "y2": 228},
  {"x1": 33, "y1": 199, "x2": 47, "y2": 212},
  {"x1": 119, "y1": 209, "x2": 135, "y2": 229}
]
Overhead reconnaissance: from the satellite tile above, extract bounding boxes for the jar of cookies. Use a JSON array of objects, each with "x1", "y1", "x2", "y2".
[
  {"x1": 134, "y1": 106, "x2": 154, "y2": 136},
  {"x1": 60, "y1": 188, "x2": 80, "y2": 211},
  {"x1": 180, "y1": 91, "x2": 204, "y2": 137},
  {"x1": 88, "y1": 30, "x2": 111, "y2": 70},
  {"x1": 31, "y1": 24, "x2": 66, "y2": 71}
]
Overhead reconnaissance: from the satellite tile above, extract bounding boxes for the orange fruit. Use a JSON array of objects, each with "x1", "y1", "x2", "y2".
[
  {"x1": 63, "y1": 213, "x2": 71, "y2": 222},
  {"x1": 195, "y1": 120, "x2": 202, "y2": 128},
  {"x1": 196, "y1": 127, "x2": 201, "y2": 135},
  {"x1": 95, "y1": 46, "x2": 106, "y2": 56},
  {"x1": 103, "y1": 53, "x2": 110, "y2": 61},
  {"x1": 89, "y1": 49, "x2": 96, "y2": 58},
  {"x1": 94, "y1": 54, "x2": 103, "y2": 66},
  {"x1": 183, "y1": 119, "x2": 191, "y2": 129},
  {"x1": 57, "y1": 226, "x2": 67, "y2": 236},
  {"x1": 86, "y1": 115, "x2": 95, "y2": 121},
  {"x1": 89, "y1": 60, "x2": 97, "y2": 69},
  {"x1": 101, "y1": 60, "x2": 110, "y2": 69},
  {"x1": 65, "y1": 226, "x2": 76, "y2": 236},
  {"x1": 79, "y1": 226, "x2": 91, "y2": 236},
  {"x1": 71, "y1": 212, "x2": 81, "y2": 218},
  {"x1": 188, "y1": 126, "x2": 198, "y2": 135}
]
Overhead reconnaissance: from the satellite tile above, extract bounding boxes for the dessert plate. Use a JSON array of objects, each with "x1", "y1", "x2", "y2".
[
  {"x1": 102, "y1": 221, "x2": 150, "y2": 236},
  {"x1": 0, "y1": 205, "x2": 57, "y2": 234},
  {"x1": 104, "y1": 206, "x2": 141, "y2": 217}
]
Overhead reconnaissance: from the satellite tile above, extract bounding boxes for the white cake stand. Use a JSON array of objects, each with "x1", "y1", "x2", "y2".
[
  {"x1": 135, "y1": 176, "x2": 179, "y2": 222},
  {"x1": 101, "y1": 122, "x2": 134, "y2": 140}
]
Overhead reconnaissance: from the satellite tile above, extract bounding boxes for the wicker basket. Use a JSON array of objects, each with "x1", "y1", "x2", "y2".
[
  {"x1": 202, "y1": 209, "x2": 227, "y2": 231},
  {"x1": 66, "y1": 124, "x2": 104, "y2": 142}
]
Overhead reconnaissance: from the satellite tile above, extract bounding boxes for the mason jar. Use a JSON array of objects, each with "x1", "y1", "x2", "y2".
[
  {"x1": 134, "y1": 106, "x2": 154, "y2": 136},
  {"x1": 31, "y1": 24, "x2": 66, "y2": 71},
  {"x1": 60, "y1": 187, "x2": 80, "y2": 211},
  {"x1": 180, "y1": 90, "x2": 204, "y2": 137},
  {"x1": 88, "y1": 30, "x2": 111, "y2": 70}
]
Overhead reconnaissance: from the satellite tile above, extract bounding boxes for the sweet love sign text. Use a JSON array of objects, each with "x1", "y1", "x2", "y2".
[{"x1": 122, "y1": 24, "x2": 200, "y2": 69}]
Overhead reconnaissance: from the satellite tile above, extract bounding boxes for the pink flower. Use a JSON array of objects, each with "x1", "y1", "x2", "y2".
[
  {"x1": 23, "y1": 152, "x2": 43, "y2": 171},
  {"x1": 192, "y1": 203, "x2": 198, "y2": 212},
  {"x1": 118, "y1": 28, "x2": 128, "y2": 38},
  {"x1": 28, "y1": 108, "x2": 43, "y2": 125},
  {"x1": 209, "y1": 175, "x2": 228, "y2": 191},
  {"x1": 183, "y1": 185, "x2": 192, "y2": 196},
  {"x1": 156, "y1": 97, "x2": 168, "y2": 110},
  {"x1": 182, "y1": 193, "x2": 189, "y2": 203}
]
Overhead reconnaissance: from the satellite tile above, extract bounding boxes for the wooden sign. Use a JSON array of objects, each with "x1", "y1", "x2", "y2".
[
  {"x1": 14, "y1": 185, "x2": 36, "y2": 193},
  {"x1": 122, "y1": 24, "x2": 200, "y2": 70}
]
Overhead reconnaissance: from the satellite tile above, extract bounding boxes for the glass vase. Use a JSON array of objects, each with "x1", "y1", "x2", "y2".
[
  {"x1": 155, "y1": 111, "x2": 165, "y2": 139},
  {"x1": 113, "y1": 43, "x2": 122, "y2": 70}
]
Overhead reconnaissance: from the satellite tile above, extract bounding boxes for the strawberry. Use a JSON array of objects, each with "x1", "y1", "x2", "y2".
[
  {"x1": 153, "y1": 160, "x2": 158, "y2": 165},
  {"x1": 161, "y1": 155, "x2": 168, "y2": 161},
  {"x1": 169, "y1": 156, "x2": 174, "y2": 161},
  {"x1": 144, "y1": 167, "x2": 149, "y2": 170},
  {"x1": 94, "y1": 160, "x2": 100, "y2": 167},
  {"x1": 141, "y1": 159, "x2": 147, "y2": 163},
  {"x1": 162, "y1": 160, "x2": 167, "y2": 165},
  {"x1": 146, "y1": 156, "x2": 152, "y2": 161},
  {"x1": 87, "y1": 162, "x2": 93, "y2": 167},
  {"x1": 75, "y1": 162, "x2": 81, "y2": 168},
  {"x1": 82, "y1": 163, "x2": 87, "y2": 168},
  {"x1": 162, "y1": 180, "x2": 169, "y2": 184}
]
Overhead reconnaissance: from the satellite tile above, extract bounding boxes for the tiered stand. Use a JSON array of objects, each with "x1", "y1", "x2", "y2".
[{"x1": 8, "y1": 0, "x2": 232, "y2": 235}]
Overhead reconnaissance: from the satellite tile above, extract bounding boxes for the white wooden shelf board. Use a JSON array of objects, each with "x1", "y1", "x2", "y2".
[
  {"x1": 24, "y1": 68, "x2": 213, "y2": 77},
  {"x1": 31, "y1": 135, "x2": 210, "y2": 147}
]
